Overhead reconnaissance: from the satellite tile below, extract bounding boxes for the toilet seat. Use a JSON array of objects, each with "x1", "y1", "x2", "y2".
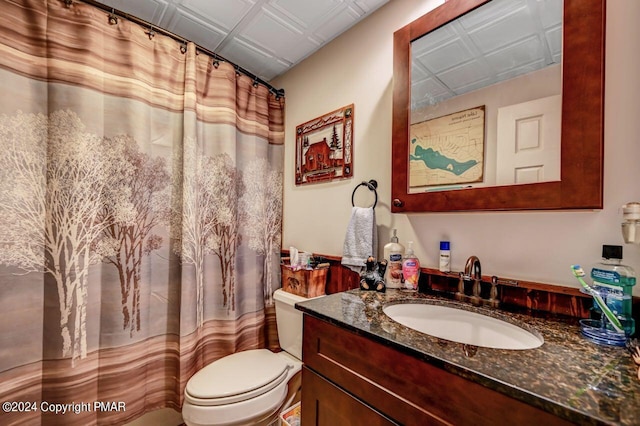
[{"x1": 185, "y1": 349, "x2": 292, "y2": 406}]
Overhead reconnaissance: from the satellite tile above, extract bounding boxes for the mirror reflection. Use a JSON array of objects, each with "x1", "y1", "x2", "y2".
[{"x1": 409, "y1": 0, "x2": 563, "y2": 192}]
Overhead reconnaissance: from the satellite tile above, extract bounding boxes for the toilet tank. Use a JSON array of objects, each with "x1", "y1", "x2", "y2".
[{"x1": 273, "y1": 288, "x2": 318, "y2": 360}]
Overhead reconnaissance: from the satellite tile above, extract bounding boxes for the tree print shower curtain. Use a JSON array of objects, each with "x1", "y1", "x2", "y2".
[{"x1": 0, "y1": 0, "x2": 284, "y2": 424}]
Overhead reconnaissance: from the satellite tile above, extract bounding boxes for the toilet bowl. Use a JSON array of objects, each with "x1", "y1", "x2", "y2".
[{"x1": 182, "y1": 289, "x2": 317, "y2": 426}]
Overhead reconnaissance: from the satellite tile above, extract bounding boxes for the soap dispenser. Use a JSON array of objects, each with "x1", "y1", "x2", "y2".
[
  {"x1": 383, "y1": 229, "x2": 404, "y2": 288},
  {"x1": 401, "y1": 241, "x2": 420, "y2": 291}
]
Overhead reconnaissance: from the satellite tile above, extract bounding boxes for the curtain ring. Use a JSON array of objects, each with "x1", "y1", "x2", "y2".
[{"x1": 108, "y1": 10, "x2": 118, "y2": 25}]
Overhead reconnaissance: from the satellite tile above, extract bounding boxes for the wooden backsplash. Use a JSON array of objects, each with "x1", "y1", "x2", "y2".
[{"x1": 282, "y1": 250, "x2": 640, "y2": 326}]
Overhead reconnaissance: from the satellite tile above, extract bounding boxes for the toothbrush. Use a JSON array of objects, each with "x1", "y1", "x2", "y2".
[{"x1": 571, "y1": 265, "x2": 624, "y2": 333}]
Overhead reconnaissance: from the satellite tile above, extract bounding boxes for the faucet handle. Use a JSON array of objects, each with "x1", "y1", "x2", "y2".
[{"x1": 489, "y1": 276, "x2": 500, "y2": 308}]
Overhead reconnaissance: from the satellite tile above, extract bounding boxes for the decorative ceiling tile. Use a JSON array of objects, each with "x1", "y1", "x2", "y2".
[
  {"x1": 466, "y1": 6, "x2": 537, "y2": 54},
  {"x1": 179, "y1": 0, "x2": 256, "y2": 32},
  {"x1": 219, "y1": 37, "x2": 289, "y2": 81},
  {"x1": 93, "y1": 0, "x2": 390, "y2": 81},
  {"x1": 166, "y1": 8, "x2": 229, "y2": 51},
  {"x1": 269, "y1": 0, "x2": 342, "y2": 30},
  {"x1": 415, "y1": 39, "x2": 473, "y2": 74},
  {"x1": 239, "y1": 8, "x2": 320, "y2": 64},
  {"x1": 97, "y1": 0, "x2": 170, "y2": 26},
  {"x1": 411, "y1": 0, "x2": 563, "y2": 105},
  {"x1": 312, "y1": 5, "x2": 361, "y2": 43}
]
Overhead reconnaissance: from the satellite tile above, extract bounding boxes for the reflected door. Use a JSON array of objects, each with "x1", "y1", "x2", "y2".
[{"x1": 496, "y1": 95, "x2": 561, "y2": 185}]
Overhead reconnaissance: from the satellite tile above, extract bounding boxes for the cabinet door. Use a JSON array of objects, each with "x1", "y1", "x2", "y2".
[
  {"x1": 303, "y1": 315, "x2": 573, "y2": 426},
  {"x1": 301, "y1": 367, "x2": 398, "y2": 426}
]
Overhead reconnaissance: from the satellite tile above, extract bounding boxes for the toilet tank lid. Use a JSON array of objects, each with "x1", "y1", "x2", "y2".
[
  {"x1": 273, "y1": 288, "x2": 309, "y2": 305},
  {"x1": 186, "y1": 349, "x2": 290, "y2": 401},
  {"x1": 273, "y1": 288, "x2": 324, "y2": 305}
]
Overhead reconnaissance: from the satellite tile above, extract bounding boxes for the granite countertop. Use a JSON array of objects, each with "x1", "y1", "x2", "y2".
[{"x1": 296, "y1": 289, "x2": 640, "y2": 426}]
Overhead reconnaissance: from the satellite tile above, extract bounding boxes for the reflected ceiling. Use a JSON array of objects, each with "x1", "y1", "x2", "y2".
[{"x1": 411, "y1": 0, "x2": 562, "y2": 110}]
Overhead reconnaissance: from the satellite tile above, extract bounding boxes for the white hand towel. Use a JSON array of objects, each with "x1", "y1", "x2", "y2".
[{"x1": 341, "y1": 206, "x2": 377, "y2": 273}]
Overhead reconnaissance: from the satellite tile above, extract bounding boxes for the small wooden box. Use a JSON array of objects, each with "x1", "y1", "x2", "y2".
[{"x1": 281, "y1": 264, "x2": 328, "y2": 298}]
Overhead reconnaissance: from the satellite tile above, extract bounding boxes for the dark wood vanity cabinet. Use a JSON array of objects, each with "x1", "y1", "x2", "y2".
[
  {"x1": 301, "y1": 315, "x2": 572, "y2": 426},
  {"x1": 301, "y1": 368, "x2": 398, "y2": 425}
]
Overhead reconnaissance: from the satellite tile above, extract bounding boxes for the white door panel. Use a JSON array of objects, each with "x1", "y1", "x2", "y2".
[{"x1": 496, "y1": 95, "x2": 561, "y2": 185}]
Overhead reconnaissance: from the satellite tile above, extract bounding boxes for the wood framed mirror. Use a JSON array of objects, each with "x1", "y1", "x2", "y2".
[{"x1": 392, "y1": 0, "x2": 605, "y2": 212}]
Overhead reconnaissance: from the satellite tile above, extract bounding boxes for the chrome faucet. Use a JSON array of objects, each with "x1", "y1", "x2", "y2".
[
  {"x1": 464, "y1": 256, "x2": 481, "y2": 280},
  {"x1": 464, "y1": 256, "x2": 482, "y2": 305},
  {"x1": 455, "y1": 256, "x2": 499, "y2": 307}
]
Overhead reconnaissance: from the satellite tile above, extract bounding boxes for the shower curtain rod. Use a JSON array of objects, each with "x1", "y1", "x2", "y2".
[{"x1": 69, "y1": 0, "x2": 285, "y2": 97}]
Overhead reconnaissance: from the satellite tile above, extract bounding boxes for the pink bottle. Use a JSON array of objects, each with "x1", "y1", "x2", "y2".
[{"x1": 401, "y1": 241, "x2": 420, "y2": 291}]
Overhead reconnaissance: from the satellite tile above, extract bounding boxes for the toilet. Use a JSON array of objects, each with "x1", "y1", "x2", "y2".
[{"x1": 182, "y1": 288, "x2": 316, "y2": 426}]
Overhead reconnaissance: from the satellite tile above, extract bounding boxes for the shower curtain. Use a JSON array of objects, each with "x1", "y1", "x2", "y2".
[{"x1": 0, "y1": 0, "x2": 284, "y2": 424}]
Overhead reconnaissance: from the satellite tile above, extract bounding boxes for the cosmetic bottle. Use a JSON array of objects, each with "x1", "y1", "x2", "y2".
[
  {"x1": 439, "y1": 241, "x2": 451, "y2": 273},
  {"x1": 401, "y1": 241, "x2": 420, "y2": 291},
  {"x1": 383, "y1": 229, "x2": 404, "y2": 288}
]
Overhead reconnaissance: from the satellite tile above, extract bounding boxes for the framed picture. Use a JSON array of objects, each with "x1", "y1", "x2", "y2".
[
  {"x1": 409, "y1": 106, "x2": 485, "y2": 190},
  {"x1": 295, "y1": 104, "x2": 354, "y2": 185}
]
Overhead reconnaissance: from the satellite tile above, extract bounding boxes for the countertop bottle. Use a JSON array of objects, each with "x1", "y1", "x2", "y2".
[
  {"x1": 402, "y1": 241, "x2": 420, "y2": 291},
  {"x1": 439, "y1": 241, "x2": 451, "y2": 273},
  {"x1": 590, "y1": 245, "x2": 636, "y2": 336},
  {"x1": 383, "y1": 229, "x2": 404, "y2": 289}
]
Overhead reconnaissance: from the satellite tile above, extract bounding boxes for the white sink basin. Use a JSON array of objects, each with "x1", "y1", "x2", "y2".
[{"x1": 383, "y1": 303, "x2": 543, "y2": 350}]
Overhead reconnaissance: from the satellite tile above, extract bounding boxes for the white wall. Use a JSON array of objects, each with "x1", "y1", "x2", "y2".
[{"x1": 274, "y1": 0, "x2": 640, "y2": 296}]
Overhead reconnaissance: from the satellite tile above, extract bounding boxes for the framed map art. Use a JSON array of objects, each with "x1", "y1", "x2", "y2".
[
  {"x1": 295, "y1": 104, "x2": 354, "y2": 185},
  {"x1": 409, "y1": 106, "x2": 485, "y2": 191}
]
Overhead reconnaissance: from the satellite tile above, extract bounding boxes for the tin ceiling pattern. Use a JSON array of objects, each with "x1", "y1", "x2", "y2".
[{"x1": 96, "y1": 0, "x2": 389, "y2": 81}]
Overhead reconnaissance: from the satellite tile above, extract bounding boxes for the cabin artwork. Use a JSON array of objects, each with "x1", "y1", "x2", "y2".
[{"x1": 295, "y1": 104, "x2": 354, "y2": 185}]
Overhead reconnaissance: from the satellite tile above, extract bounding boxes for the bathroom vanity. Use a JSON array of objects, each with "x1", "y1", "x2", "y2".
[{"x1": 297, "y1": 290, "x2": 640, "y2": 425}]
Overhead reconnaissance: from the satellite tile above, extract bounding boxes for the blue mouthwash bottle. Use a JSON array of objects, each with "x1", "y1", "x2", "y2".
[{"x1": 590, "y1": 245, "x2": 635, "y2": 336}]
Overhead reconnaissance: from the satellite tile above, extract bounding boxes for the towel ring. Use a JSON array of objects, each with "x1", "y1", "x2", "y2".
[{"x1": 351, "y1": 180, "x2": 378, "y2": 209}]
